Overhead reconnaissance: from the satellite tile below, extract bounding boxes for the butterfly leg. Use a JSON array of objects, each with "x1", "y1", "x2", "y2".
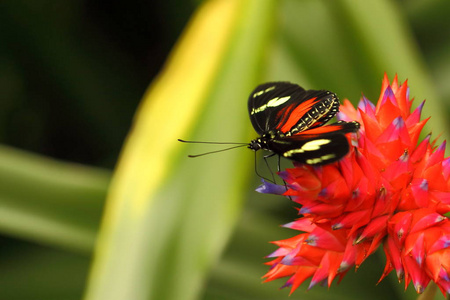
[
  {"x1": 253, "y1": 152, "x2": 274, "y2": 183},
  {"x1": 263, "y1": 152, "x2": 277, "y2": 183},
  {"x1": 276, "y1": 154, "x2": 292, "y2": 200},
  {"x1": 276, "y1": 154, "x2": 286, "y2": 186}
]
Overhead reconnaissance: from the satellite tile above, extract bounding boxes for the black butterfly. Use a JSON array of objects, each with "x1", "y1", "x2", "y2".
[
  {"x1": 247, "y1": 82, "x2": 359, "y2": 165},
  {"x1": 179, "y1": 82, "x2": 359, "y2": 166}
]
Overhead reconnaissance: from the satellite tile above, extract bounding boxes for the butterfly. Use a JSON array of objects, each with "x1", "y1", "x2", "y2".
[
  {"x1": 179, "y1": 82, "x2": 359, "y2": 166},
  {"x1": 246, "y1": 82, "x2": 360, "y2": 165}
]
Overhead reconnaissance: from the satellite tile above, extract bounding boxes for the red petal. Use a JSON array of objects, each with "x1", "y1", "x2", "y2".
[
  {"x1": 376, "y1": 73, "x2": 390, "y2": 106},
  {"x1": 403, "y1": 255, "x2": 430, "y2": 293},
  {"x1": 410, "y1": 178, "x2": 429, "y2": 207},
  {"x1": 337, "y1": 99, "x2": 359, "y2": 121},
  {"x1": 359, "y1": 108, "x2": 383, "y2": 142},
  {"x1": 309, "y1": 251, "x2": 343, "y2": 288},
  {"x1": 283, "y1": 218, "x2": 315, "y2": 232},
  {"x1": 410, "y1": 212, "x2": 445, "y2": 233},
  {"x1": 384, "y1": 235, "x2": 404, "y2": 280},
  {"x1": 429, "y1": 234, "x2": 450, "y2": 254},
  {"x1": 288, "y1": 266, "x2": 316, "y2": 294},
  {"x1": 395, "y1": 80, "x2": 410, "y2": 118},
  {"x1": 377, "y1": 117, "x2": 411, "y2": 146},
  {"x1": 410, "y1": 232, "x2": 425, "y2": 266},
  {"x1": 376, "y1": 87, "x2": 402, "y2": 129},
  {"x1": 425, "y1": 141, "x2": 446, "y2": 169},
  {"x1": 410, "y1": 135, "x2": 431, "y2": 163},
  {"x1": 357, "y1": 215, "x2": 390, "y2": 242},
  {"x1": 271, "y1": 234, "x2": 307, "y2": 250},
  {"x1": 299, "y1": 202, "x2": 344, "y2": 217},
  {"x1": 390, "y1": 211, "x2": 412, "y2": 245},
  {"x1": 405, "y1": 101, "x2": 424, "y2": 126},
  {"x1": 263, "y1": 263, "x2": 297, "y2": 281},
  {"x1": 332, "y1": 209, "x2": 371, "y2": 230}
]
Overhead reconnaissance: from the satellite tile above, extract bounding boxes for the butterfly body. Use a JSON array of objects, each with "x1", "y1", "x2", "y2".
[{"x1": 247, "y1": 82, "x2": 359, "y2": 165}]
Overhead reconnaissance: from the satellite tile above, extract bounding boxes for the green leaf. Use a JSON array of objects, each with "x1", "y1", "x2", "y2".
[
  {"x1": 0, "y1": 145, "x2": 109, "y2": 253},
  {"x1": 83, "y1": 1, "x2": 276, "y2": 300}
]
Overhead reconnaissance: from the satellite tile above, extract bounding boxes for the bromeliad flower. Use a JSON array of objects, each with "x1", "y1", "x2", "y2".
[{"x1": 260, "y1": 75, "x2": 450, "y2": 296}]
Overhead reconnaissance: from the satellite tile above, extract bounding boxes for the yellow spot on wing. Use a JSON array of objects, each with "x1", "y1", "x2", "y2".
[
  {"x1": 283, "y1": 139, "x2": 332, "y2": 157},
  {"x1": 301, "y1": 139, "x2": 331, "y2": 151},
  {"x1": 305, "y1": 153, "x2": 336, "y2": 164},
  {"x1": 267, "y1": 96, "x2": 290, "y2": 107},
  {"x1": 251, "y1": 96, "x2": 291, "y2": 115}
]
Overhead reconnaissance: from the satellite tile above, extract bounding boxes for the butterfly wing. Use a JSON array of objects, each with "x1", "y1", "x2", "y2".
[
  {"x1": 248, "y1": 82, "x2": 339, "y2": 136},
  {"x1": 267, "y1": 121, "x2": 360, "y2": 165}
]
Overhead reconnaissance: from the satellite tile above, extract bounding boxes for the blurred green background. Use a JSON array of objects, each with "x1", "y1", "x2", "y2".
[{"x1": 0, "y1": 0, "x2": 449, "y2": 299}]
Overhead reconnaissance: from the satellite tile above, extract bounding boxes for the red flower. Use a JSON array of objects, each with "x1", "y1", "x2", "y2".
[{"x1": 261, "y1": 75, "x2": 450, "y2": 295}]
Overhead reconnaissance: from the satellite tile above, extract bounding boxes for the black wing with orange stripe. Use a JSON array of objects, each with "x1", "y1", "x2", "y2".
[
  {"x1": 265, "y1": 121, "x2": 360, "y2": 165},
  {"x1": 247, "y1": 82, "x2": 339, "y2": 136}
]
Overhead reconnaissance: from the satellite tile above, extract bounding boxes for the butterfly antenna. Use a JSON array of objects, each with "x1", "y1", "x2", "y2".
[
  {"x1": 186, "y1": 144, "x2": 248, "y2": 158},
  {"x1": 178, "y1": 139, "x2": 248, "y2": 158},
  {"x1": 178, "y1": 139, "x2": 247, "y2": 145}
]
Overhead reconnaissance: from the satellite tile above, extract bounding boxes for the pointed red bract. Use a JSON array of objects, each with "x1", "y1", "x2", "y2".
[{"x1": 261, "y1": 75, "x2": 450, "y2": 295}]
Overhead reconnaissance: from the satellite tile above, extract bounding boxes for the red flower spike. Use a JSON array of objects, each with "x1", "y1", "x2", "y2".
[{"x1": 259, "y1": 75, "x2": 450, "y2": 296}]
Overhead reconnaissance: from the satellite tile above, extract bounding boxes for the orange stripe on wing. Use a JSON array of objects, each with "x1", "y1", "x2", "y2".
[
  {"x1": 278, "y1": 98, "x2": 318, "y2": 133},
  {"x1": 293, "y1": 123, "x2": 354, "y2": 136}
]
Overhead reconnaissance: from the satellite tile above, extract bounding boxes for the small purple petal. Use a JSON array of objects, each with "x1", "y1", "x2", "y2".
[
  {"x1": 256, "y1": 179, "x2": 286, "y2": 195},
  {"x1": 384, "y1": 86, "x2": 395, "y2": 99},
  {"x1": 358, "y1": 96, "x2": 376, "y2": 113},
  {"x1": 378, "y1": 86, "x2": 395, "y2": 107}
]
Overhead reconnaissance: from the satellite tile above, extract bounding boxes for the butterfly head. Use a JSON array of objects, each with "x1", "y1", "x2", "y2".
[{"x1": 248, "y1": 131, "x2": 281, "y2": 152}]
